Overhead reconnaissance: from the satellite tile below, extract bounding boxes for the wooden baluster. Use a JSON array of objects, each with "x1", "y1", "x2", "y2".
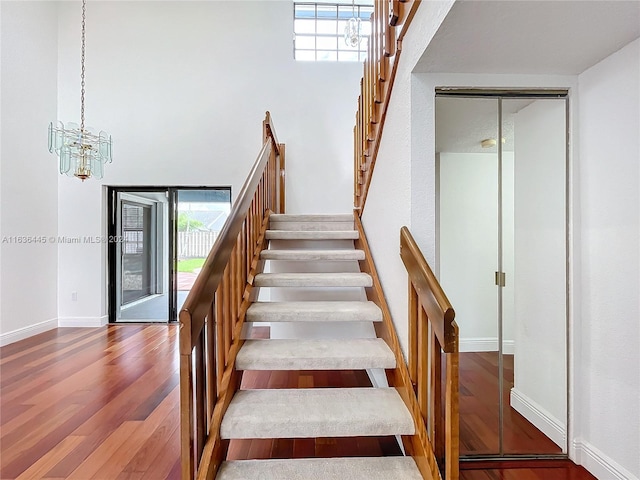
[
  {"x1": 229, "y1": 244, "x2": 237, "y2": 339},
  {"x1": 408, "y1": 282, "x2": 418, "y2": 388},
  {"x1": 429, "y1": 324, "x2": 441, "y2": 447},
  {"x1": 206, "y1": 301, "x2": 217, "y2": 426},
  {"x1": 179, "y1": 351, "x2": 194, "y2": 480},
  {"x1": 433, "y1": 335, "x2": 445, "y2": 465},
  {"x1": 236, "y1": 235, "x2": 243, "y2": 316},
  {"x1": 223, "y1": 266, "x2": 231, "y2": 360},
  {"x1": 215, "y1": 288, "x2": 224, "y2": 391},
  {"x1": 418, "y1": 306, "x2": 428, "y2": 422},
  {"x1": 445, "y1": 350, "x2": 460, "y2": 480},
  {"x1": 194, "y1": 330, "x2": 206, "y2": 460}
]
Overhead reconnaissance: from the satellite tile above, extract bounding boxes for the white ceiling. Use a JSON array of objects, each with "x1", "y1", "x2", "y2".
[
  {"x1": 435, "y1": 97, "x2": 547, "y2": 153},
  {"x1": 415, "y1": 0, "x2": 640, "y2": 74}
]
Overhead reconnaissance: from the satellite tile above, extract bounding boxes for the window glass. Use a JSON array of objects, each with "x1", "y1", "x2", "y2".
[{"x1": 293, "y1": 2, "x2": 372, "y2": 62}]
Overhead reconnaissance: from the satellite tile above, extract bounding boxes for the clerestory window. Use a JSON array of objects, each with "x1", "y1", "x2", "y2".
[{"x1": 294, "y1": 2, "x2": 373, "y2": 62}]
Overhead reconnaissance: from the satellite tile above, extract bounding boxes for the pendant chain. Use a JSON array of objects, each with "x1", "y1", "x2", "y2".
[{"x1": 80, "y1": 0, "x2": 86, "y2": 132}]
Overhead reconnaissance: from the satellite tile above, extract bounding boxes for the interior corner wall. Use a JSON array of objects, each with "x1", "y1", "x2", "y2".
[
  {"x1": 0, "y1": 1, "x2": 59, "y2": 345},
  {"x1": 361, "y1": 0, "x2": 455, "y2": 357},
  {"x1": 55, "y1": 1, "x2": 362, "y2": 325},
  {"x1": 575, "y1": 37, "x2": 640, "y2": 480}
]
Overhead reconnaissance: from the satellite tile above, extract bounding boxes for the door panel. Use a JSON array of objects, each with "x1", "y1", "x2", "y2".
[
  {"x1": 437, "y1": 96, "x2": 501, "y2": 455},
  {"x1": 504, "y1": 98, "x2": 567, "y2": 454},
  {"x1": 436, "y1": 93, "x2": 568, "y2": 458}
]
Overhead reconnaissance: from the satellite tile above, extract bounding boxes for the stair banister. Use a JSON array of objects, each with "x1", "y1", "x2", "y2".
[
  {"x1": 179, "y1": 112, "x2": 284, "y2": 480},
  {"x1": 353, "y1": 0, "x2": 421, "y2": 213},
  {"x1": 400, "y1": 226, "x2": 459, "y2": 480}
]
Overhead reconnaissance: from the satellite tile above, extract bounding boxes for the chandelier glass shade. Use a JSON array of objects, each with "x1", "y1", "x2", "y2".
[
  {"x1": 48, "y1": 122, "x2": 112, "y2": 180},
  {"x1": 344, "y1": 0, "x2": 362, "y2": 48},
  {"x1": 344, "y1": 16, "x2": 362, "y2": 47},
  {"x1": 49, "y1": 0, "x2": 112, "y2": 181}
]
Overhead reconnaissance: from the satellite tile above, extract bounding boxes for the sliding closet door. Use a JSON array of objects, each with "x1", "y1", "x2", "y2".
[
  {"x1": 502, "y1": 98, "x2": 567, "y2": 454},
  {"x1": 437, "y1": 96, "x2": 501, "y2": 455},
  {"x1": 437, "y1": 93, "x2": 568, "y2": 458}
]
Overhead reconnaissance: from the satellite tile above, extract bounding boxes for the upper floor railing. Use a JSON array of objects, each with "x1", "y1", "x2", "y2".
[
  {"x1": 179, "y1": 112, "x2": 284, "y2": 480},
  {"x1": 354, "y1": 0, "x2": 420, "y2": 213}
]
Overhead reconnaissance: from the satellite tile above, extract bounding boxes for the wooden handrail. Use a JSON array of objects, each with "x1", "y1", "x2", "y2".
[
  {"x1": 179, "y1": 112, "x2": 284, "y2": 480},
  {"x1": 400, "y1": 226, "x2": 459, "y2": 480},
  {"x1": 354, "y1": 0, "x2": 421, "y2": 214},
  {"x1": 400, "y1": 227, "x2": 456, "y2": 353}
]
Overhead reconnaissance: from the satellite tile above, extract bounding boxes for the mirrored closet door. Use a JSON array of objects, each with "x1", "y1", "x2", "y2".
[{"x1": 436, "y1": 91, "x2": 568, "y2": 457}]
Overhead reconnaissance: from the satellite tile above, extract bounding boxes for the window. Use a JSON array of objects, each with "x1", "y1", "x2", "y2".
[{"x1": 294, "y1": 2, "x2": 373, "y2": 62}]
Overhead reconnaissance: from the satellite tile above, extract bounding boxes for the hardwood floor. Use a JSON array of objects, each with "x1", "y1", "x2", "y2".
[
  {"x1": 1, "y1": 325, "x2": 181, "y2": 480},
  {"x1": 459, "y1": 351, "x2": 563, "y2": 456},
  {"x1": 1, "y1": 326, "x2": 593, "y2": 479}
]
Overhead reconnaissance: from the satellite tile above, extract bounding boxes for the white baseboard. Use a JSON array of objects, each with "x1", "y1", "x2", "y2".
[
  {"x1": 58, "y1": 316, "x2": 108, "y2": 328},
  {"x1": 510, "y1": 387, "x2": 566, "y2": 450},
  {"x1": 0, "y1": 318, "x2": 58, "y2": 347},
  {"x1": 460, "y1": 337, "x2": 515, "y2": 354},
  {"x1": 574, "y1": 439, "x2": 639, "y2": 480}
]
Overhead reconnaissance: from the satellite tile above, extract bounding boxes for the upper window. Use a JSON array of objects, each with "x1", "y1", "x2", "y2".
[{"x1": 294, "y1": 2, "x2": 373, "y2": 62}]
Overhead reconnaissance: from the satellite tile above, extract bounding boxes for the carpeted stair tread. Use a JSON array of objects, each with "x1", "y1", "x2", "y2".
[
  {"x1": 260, "y1": 249, "x2": 365, "y2": 261},
  {"x1": 254, "y1": 272, "x2": 372, "y2": 288},
  {"x1": 216, "y1": 457, "x2": 424, "y2": 480},
  {"x1": 265, "y1": 230, "x2": 359, "y2": 240},
  {"x1": 269, "y1": 214, "x2": 353, "y2": 223},
  {"x1": 220, "y1": 387, "x2": 414, "y2": 439},
  {"x1": 236, "y1": 338, "x2": 395, "y2": 370},
  {"x1": 246, "y1": 301, "x2": 382, "y2": 323}
]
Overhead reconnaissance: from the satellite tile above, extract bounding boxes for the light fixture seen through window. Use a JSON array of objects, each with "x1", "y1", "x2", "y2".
[
  {"x1": 48, "y1": 0, "x2": 112, "y2": 181},
  {"x1": 344, "y1": 0, "x2": 362, "y2": 47}
]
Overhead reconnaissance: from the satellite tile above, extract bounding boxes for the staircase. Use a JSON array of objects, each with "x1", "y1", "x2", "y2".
[{"x1": 216, "y1": 214, "x2": 423, "y2": 479}]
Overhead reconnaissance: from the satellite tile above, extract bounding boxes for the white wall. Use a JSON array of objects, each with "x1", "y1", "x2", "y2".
[
  {"x1": 511, "y1": 99, "x2": 567, "y2": 450},
  {"x1": 361, "y1": 0, "x2": 456, "y2": 357},
  {"x1": 0, "y1": 2, "x2": 59, "y2": 344},
  {"x1": 438, "y1": 152, "x2": 516, "y2": 352},
  {"x1": 575, "y1": 38, "x2": 640, "y2": 480},
  {"x1": 54, "y1": 1, "x2": 362, "y2": 325}
]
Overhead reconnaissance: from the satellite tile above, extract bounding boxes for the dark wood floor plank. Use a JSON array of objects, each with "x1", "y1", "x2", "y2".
[{"x1": 0, "y1": 326, "x2": 592, "y2": 480}]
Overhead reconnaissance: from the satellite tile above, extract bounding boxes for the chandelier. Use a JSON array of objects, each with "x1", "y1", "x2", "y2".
[
  {"x1": 48, "y1": 0, "x2": 112, "y2": 181},
  {"x1": 344, "y1": 0, "x2": 362, "y2": 48}
]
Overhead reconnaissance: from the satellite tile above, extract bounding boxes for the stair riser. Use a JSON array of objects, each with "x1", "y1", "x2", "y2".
[
  {"x1": 270, "y1": 221, "x2": 354, "y2": 232},
  {"x1": 261, "y1": 250, "x2": 365, "y2": 261},
  {"x1": 255, "y1": 279, "x2": 372, "y2": 288},
  {"x1": 246, "y1": 301, "x2": 383, "y2": 323},
  {"x1": 266, "y1": 231, "x2": 359, "y2": 240},
  {"x1": 270, "y1": 214, "x2": 353, "y2": 223},
  {"x1": 217, "y1": 458, "x2": 424, "y2": 480}
]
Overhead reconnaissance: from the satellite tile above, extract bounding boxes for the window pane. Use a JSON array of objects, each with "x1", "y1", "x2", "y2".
[
  {"x1": 317, "y1": 50, "x2": 337, "y2": 61},
  {"x1": 317, "y1": 19, "x2": 337, "y2": 34},
  {"x1": 293, "y1": 2, "x2": 373, "y2": 62},
  {"x1": 295, "y1": 19, "x2": 316, "y2": 34},
  {"x1": 359, "y1": 6, "x2": 373, "y2": 19},
  {"x1": 295, "y1": 4, "x2": 316, "y2": 19},
  {"x1": 295, "y1": 35, "x2": 316, "y2": 50},
  {"x1": 295, "y1": 50, "x2": 316, "y2": 61},
  {"x1": 338, "y1": 51, "x2": 359, "y2": 62},
  {"x1": 316, "y1": 4, "x2": 337, "y2": 18},
  {"x1": 317, "y1": 36, "x2": 337, "y2": 50},
  {"x1": 338, "y1": 5, "x2": 354, "y2": 19},
  {"x1": 339, "y1": 36, "x2": 359, "y2": 50}
]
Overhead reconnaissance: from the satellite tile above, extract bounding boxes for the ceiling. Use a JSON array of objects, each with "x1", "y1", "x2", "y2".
[
  {"x1": 415, "y1": 0, "x2": 640, "y2": 74},
  {"x1": 436, "y1": 97, "x2": 540, "y2": 153}
]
